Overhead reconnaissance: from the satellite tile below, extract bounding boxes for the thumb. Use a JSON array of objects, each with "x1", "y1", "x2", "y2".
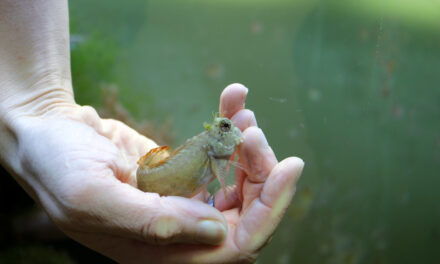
[{"x1": 61, "y1": 179, "x2": 227, "y2": 246}]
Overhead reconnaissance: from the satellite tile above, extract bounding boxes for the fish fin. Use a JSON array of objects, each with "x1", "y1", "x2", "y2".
[
  {"x1": 137, "y1": 146, "x2": 171, "y2": 168},
  {"x1": 210, "y1": 158, "x2": 229, "y2": 200},
  {"x1": 226, "y1": 159, "x2": 245, "y2": 172}
]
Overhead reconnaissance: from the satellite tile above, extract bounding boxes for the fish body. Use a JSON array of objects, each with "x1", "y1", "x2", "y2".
[{"x1": 136, "y1": 117, "x2": 242, "y2": 197}]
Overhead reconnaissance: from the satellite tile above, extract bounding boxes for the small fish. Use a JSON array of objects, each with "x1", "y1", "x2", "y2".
[{"x1": 136, "y1": 117, "x2": 242, "y2": 197}]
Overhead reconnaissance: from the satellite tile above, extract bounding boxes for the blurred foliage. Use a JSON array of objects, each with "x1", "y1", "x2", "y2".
[{"x1": 70, "y1": 31, "x2": 119, "y2": 107}]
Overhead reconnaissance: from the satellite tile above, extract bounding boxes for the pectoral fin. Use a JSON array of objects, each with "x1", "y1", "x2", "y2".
[
  {"x1": 137, "y1": 146, "x2": 171, "y2": 169},
  {"x1": 210, "y1": 158, "x2": 229, "y2": 200}
]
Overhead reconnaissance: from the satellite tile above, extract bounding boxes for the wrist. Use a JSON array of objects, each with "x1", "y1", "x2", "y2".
[
  {"x1": 0, "y1": 86, "x2": 78, "y2": 180},
  {"x1": 2, "y1": 85, "x2": 76, "y2": 117}
]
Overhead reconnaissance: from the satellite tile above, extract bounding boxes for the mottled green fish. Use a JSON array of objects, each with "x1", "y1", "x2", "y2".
[{"x1": 136, "y1": 117, "x2": 242, "y2": 197}]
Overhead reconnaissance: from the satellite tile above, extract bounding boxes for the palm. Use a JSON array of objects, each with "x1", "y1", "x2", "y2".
[{"x1": 18, "y1": 85, "x2": 302, "y2": 264}]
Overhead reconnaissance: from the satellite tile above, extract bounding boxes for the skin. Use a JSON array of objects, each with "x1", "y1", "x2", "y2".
[
  {"x1": 137, "y1": 117, "x2": 242, "y2": 197},
  {"x1": 0, "y1": 1, "x2": 305, "y2": 263}
]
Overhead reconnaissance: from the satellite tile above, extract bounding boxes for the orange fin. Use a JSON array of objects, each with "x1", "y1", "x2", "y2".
[{"x1": 137, "y1": 146, "x2": 171, "y2": 168}]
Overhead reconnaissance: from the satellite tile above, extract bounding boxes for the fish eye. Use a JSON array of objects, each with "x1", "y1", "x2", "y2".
[{"x1": 220, "y1": 119, "x2": 231, "y2": 132}]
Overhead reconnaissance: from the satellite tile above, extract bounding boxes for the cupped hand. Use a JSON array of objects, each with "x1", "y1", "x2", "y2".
[
  {"x1": 11, "y1": 83, "x2": 303, "y2": 263},
  {"x1": 190, "y1": 83, "x2": 304, "y2": 263}
]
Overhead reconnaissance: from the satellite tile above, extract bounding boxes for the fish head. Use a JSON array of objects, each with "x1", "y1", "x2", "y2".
[{"x1": 205, "y1": 117, "x2": 243, "y2": 158}]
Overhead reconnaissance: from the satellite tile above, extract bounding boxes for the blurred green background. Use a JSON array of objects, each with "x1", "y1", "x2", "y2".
[
  {"x1": 2, "y1": 0, "x2": 439, "y2": 263},
  {"x1": 69, "y1": 0, "x2": 440, "y2": 263}
]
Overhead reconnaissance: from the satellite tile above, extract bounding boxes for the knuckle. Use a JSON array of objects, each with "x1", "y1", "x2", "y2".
[{"x1": 142, "y1": 213, "x2": 182, "y2": 244}]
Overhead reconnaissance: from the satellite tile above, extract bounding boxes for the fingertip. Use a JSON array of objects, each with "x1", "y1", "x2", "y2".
[
  {"x1": 242, "y1": 126, "x2": 269, "y2": 150},
  {"x1": 231, "y1": 109, "x2": 257, "y2": 131},
  {"x1": 213, "y1": 185, "x2": 240, "y2": 211},
  {"x1": 137, "y1": 196, "x2": 228, "y2": 245},
  {"x1": 219, "y1": 83, "x2": 249, "y2": 118},
  {"x1": 279, "y1": 157, "x2": 305, "y2": 183},
  {"x1": 261, "y1": 157, "x2": 305, "y2": 205},
  {"x1": 195, "y1": 220, "x2": 227, "y2": 245},
  {"x1": 285, "y1": 156, "x2": 305, "y2": 167},
  {"x1": 222, "y1": 83, "x2": 249, "y2": 98}
]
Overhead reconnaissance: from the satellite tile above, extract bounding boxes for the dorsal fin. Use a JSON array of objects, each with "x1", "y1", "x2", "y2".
[{"x1": 137, "y1": 146, "x2": 170, "y2": 169}]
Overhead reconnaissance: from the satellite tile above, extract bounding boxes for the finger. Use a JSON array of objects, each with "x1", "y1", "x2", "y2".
[
  {"x1": 260, "y1": 157, "x2": 304, "y2": 208},
  {"x1": 230, "y1": 109, "x2": 257, "y2": 202},
  {"x1": 65, "y1": 231, "x2": 219, "y2": 264},
  {"x1": 62, "y1": 178, "x2": 228, "y2": 246},
  {"x1": 219, "y1": 83, "x2": 248, "y2": 118},
  {"x1": 101, "y1": 118, "x2": 158, "y2": 157},
  {"x1": 238, "y1": 127, "x2": 278, "y2": 210},
  {"x1": 73, "y1": 106, "x2": 158, "y2": 157},
  {"x1": 236, "y1": 157, "x2": 304, "y2": 252},
  {"x1": 230, "y1": 109, "x2": 257, "y2": 132},
  {"x1": 213, "y1": 185, "x2": 241, "y2": 211},
  {"x1": 239, "y1": 127, "x2": 277, "y2": 184}
]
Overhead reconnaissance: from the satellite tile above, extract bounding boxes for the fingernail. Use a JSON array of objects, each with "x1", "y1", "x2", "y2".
[
  {"x1": 242, "y1": 86, "x2": 248, "y2": 108},
  {"x1": 248, "y1": 110, "x2": 258, "y2": 127},
  {"x1": 196, "y1": 220, "x2": 226, "y2": 245},
  {"x1": 258, "y1": 128, "x2": 269, "y2": 148}
]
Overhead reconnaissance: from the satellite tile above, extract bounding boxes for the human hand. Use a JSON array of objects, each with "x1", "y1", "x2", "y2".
[
  {"x1": 0, "y1": 1, "x2": 303, "y2": 262},
  {"x1": 5, "y1": 84, "x2": 303, "y2": 264},
  {"x1": 183, "y1": 83, "x2": 305, "y2": 263}
]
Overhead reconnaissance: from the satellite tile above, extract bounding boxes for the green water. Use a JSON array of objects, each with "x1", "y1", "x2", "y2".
[{"x1": 69, "y1": 0, "x2": 440, "y2": 263}]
